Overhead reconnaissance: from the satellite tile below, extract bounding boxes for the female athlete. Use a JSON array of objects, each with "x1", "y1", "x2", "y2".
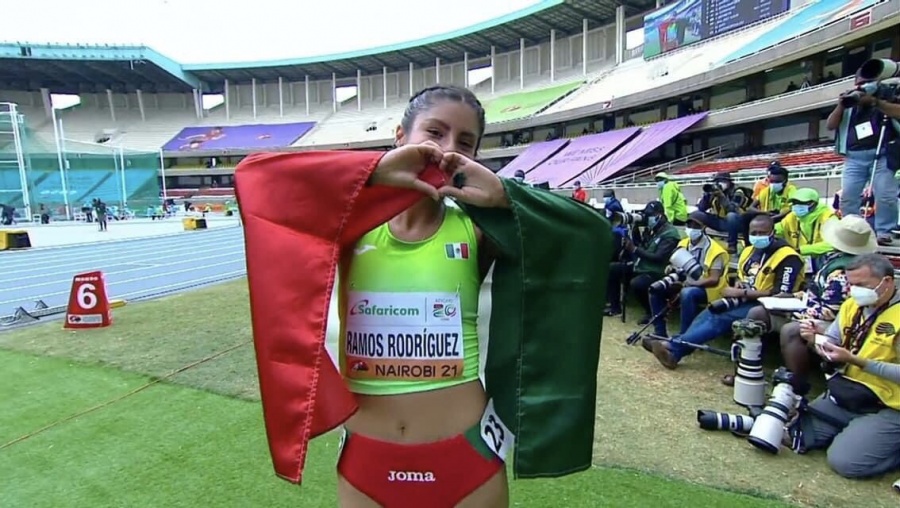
[{"x1": 336, "y1": 85, "x2": 509, "y2": 507}]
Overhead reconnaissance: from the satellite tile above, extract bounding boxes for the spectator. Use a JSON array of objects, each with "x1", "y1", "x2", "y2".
[{"x1": 572, "y1": 181, "x2": 587, "y2": 203}]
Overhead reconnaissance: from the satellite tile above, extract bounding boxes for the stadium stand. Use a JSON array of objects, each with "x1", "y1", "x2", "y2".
[
  {"x1": 676, "y1": 145, "x2": 845, "y2": 176},
  {"x1": 0, "y1": 0, "x2": 897, "y2": 220}
]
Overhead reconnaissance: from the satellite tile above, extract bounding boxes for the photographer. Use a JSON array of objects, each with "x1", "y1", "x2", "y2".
[
  {"x1": 603, "y1": 189, "x2": 627, "y2": 260},
  {"x1": 645, "y1": 214, "x2": 803, "y2": 370},
  {"x1": 780, "y1": 215, "x2": 878, "y2": 385},
  {"x1": 788, "y1": 253, "x2": 900, "y2": 479},
  {"x1": 647, "y1": 211, "x2": 730, "y2": 337},
  {"x1": 606, "y1": 201, "x2": 681, "y2": 319},
  {"x1": 747, "y1": 162, "x2": 796, "y2": 223},
  {"x1": 601, "y1": 189, "x2": 624, "y2": 218},
  {"x1": 696, "y1": 172, "x2": 752, "y2": 254},
  {"x1": 827, "y1": 73, "x2": 900, "y2": 246},
  {"x1": 775, "y1": 188, "x2": 838, "y2": 275}
]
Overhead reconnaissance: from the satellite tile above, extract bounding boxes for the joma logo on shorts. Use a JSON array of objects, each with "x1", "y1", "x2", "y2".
[{"x1": 387, "y1": 470, "x2": 436, "y2": 482}]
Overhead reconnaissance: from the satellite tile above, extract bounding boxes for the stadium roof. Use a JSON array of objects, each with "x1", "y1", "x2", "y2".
[{"x1": 0, "y1": 0, "x2": 656, "y2": 94}]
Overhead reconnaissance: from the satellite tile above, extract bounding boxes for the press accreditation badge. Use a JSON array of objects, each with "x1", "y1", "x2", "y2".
[
  {"x1": 855, "y1": 121, "x2": 874, "y2": 140},
  {"x1": 343, "y1": 291, "x2": 465, "y2": 381}
]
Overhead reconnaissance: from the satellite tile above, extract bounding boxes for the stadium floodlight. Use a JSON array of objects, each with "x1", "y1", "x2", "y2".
[{"x1": 50, "y1": 104, "x2": 72, "y2": 221}]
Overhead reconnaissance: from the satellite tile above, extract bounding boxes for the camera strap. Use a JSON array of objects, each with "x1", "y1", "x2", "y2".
[{"x1": 842, "y1": 301, "x2": 899, "y2": 354}]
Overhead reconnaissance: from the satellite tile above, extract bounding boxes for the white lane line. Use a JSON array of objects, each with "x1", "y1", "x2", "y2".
[
  {"x1": 0, "y1": 258, "x2": 247, "y2": 306},
  {"x1": 1, "y1": 227, "x2": 241, "y2": 262},
  {"x1": 0, "y1": 231, "x2": 242, "y2": 268},
  {"x1": 2, "y1": 241, "x2": 245, "y2": 281},
  {"x1": 1, "y1": 236, "x2": 245, "y2": 272},
  {"x1": 115, "y1": 270, "x2": 247, "y2": 299},
  {"x1": 0, "y1": 224, "x2": 241, "y2": 257},
  {"x1": 2, "y1": 250, "x2": 246, "y2": 292}
]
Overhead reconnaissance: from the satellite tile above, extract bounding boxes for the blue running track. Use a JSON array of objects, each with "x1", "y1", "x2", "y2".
[{"x1": 0, "y1": 226, "x2": 246, "y2": 314}]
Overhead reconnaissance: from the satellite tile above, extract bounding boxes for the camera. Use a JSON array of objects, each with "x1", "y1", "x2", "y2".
[
  {"x1": 839, "y1": 81, "x2": 898, "y2": 108},
  {"x1": 649, "y1": 248, "x2": 703, "y2": 293},
  {"x1": 858, "y1": 58, "x2": 900, "y2": 81},
  {"x1": 709, "y1": 296, "x2": 743, "y2": 314},
  {"x1": 696, "y1": 410, "x2": 755, "y2": 436},
  {"x1": 668, "y1": 248, "x2": 703, "y2": 280},
  {"x1": 702, "y1": 183, "x2": 719, "y2": 193},
  {"x1": 649, "y1": 271, "x2": 685, "y2": 293},
  {"x1": 840, "y1": 58, "x2": 900, "y2": 108},
  {"x1": 747, "y1": 367, "x2": 811, "y2": 454},
  {"x1": 610, "y1": 211, "x2": 646, "y2": 227},
  {"x1": 730, "y1": 319, "x2": 767, "y2": 408}
]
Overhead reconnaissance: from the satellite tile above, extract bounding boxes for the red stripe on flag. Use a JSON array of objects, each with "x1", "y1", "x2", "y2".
[{"x1": 460, "y1": 243, "x2": 469, "y2": 259}]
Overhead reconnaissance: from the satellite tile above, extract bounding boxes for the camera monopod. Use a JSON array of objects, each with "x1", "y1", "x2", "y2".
[
  {"x1": 625, "y1": 296, "x2": 678, "y2": 345},
  {"x1": 644, "y1": 333, "x2": 731, "y2": 357}
]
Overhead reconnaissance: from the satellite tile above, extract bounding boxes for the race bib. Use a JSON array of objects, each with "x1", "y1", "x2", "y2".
[
  {"x1": 480, "y1": 399, "x2": 514, "y2": 462},
  {"x1": 344, "y1": 291, "x2": 465, "y2": 381},
  {"x1": 855, "y1": 122, "x2": 874, "y2": 140},
  {"x1": 337, "y1": 427, "x2": 348, "y2": 463}
]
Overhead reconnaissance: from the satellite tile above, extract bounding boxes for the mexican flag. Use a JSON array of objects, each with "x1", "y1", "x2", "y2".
[
  {"x1": 445, "y1": 242, "x2": 470, "y2": 259},
  {"x1": 234, "y1": 150, "x2": 612, "y2": 485}
]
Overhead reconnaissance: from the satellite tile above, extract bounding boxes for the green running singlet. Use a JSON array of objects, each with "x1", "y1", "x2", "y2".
[{"x1": 339, "y1": 205, "x2": 481, "y2": 396}]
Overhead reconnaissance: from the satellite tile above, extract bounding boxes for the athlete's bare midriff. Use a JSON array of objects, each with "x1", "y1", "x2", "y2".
[{"x1": 344, "y1": 380, "x2": 487, "y2": 443}]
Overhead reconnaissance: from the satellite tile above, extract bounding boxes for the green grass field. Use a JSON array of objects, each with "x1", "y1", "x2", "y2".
[{"x1": 0, "y1": 280, "x2": 895, "y2": 507}]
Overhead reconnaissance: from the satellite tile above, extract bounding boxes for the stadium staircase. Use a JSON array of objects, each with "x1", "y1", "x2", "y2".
[{"x1": 543, "y1": 12, "x2": 792, "y2": 116}]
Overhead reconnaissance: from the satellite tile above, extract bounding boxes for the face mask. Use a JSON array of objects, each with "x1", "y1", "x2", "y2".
[
  {"x1": 685, "y1": 227, "x2": 703, "y2": 242},
  {"x1": 717, "y1": 181, "x2": 728, "y2": 191},
  {"x1": 514, "y1": 177, "x2": 524, "y2": 183},
  {"x1": 770, "y1": 182, "x2": 784, "y2": 192},
  {"x1": 791, "y1": 204, "x2": 810, "y2": 217},
  {"x1": 850, "y1": 279, "x2": 885, "y2": 306},
  {"x1": 657, "y1": 181, "x2": 666, "y2": 189},
  {"x1": 749, "y1": 235, "x2": 771, "y2": 250},
  {"x1": 604, "y1": 197, "x2": 612, "y2": 205},
  {"x1": 647, "y1": 216, "x2": 659, "y2": 228}
]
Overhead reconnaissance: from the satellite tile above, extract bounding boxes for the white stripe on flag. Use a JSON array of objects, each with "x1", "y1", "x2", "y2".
[
  {"x1": 325, "y1": 271, "x2": 341, "y2": 369},
  {"x1": 476, "y1": 263, "x2": 495, "y2": 386}
]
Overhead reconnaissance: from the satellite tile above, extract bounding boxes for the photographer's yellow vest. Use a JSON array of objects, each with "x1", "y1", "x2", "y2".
[
  {"x1": 737, "y1": 245, "x2": 804, "y2": 293},
  {"x1": 756, "y1": 184, "x2": 797, "y2": 214},
  {"x1": 838, "y1": 299, "x2": 900, "y2": 410},
  {"x1": 710, "y1": 190, "x2": 751, "y2": 218},
  {"x1": 677, "y1": 237, "x2": 729, "y2": 302},
  {"x1": 779, "y1": 209, "x2": 835, "y2": 252}
]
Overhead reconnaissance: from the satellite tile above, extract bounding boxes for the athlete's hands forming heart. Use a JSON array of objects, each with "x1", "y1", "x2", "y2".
[
  {"x1": 437, "y1": 152, "x2": 509, "y2": 209},
  {"x1": 372, "y1": 142, "x2": 444, "y2": 200}
]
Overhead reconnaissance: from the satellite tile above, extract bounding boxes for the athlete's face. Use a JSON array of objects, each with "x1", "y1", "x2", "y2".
[{"x1": 395, "y1": 100, "x2": 480, "y2": 159}]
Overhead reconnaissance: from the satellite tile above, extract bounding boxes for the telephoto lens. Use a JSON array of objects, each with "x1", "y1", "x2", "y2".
[
  {"x1": 747, "y1": 367, "x2": 807, "y2": 454},
  {"x1": 730, "y1": 319, "x2": 767, "y2": 408},
  {"x1": 697, "y1": 410, "x2": 755, "y2": 435},
  {"x1": 649, "y1": 272, "x2": 683, "y2": 292},
  {"x1": 709, "y1": 297, "x2": 742, "y2": 314}
]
